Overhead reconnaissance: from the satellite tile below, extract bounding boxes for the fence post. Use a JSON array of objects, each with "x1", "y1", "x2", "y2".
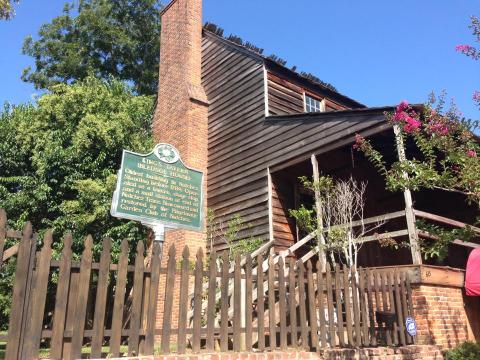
[{"x1": 5, "y1": 221, "x2": 34, "y2": 360}]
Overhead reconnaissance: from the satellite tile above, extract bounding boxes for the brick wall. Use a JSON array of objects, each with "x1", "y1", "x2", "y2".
[
  {"x1": 412, "y1": 284, "x2": 469, "y2": 349},
  {"x1": 153, "y1": 0, "x2": 209, "y2": 334}
]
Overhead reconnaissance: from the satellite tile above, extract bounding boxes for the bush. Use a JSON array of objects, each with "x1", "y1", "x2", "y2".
[{"x1": 444, "y1": 342, "x2": 480, "y2": 360}]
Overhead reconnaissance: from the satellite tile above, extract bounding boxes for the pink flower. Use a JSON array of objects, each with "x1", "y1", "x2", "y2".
[
  {"x1": 396, "y1": 100, "x2": 409, "y2": 113},
  {"x1": 353, "y1": 134, "x2": 365, "y2": 150},
  {"x1": 393, "y1": 111, "x2": 408, "y2": 122},
  {"x1": 403, "y1": 116, "x2": 421, "y2": 133},
  {"x1": 456, "y1": 44, "x2": 474, "y2": 52},
  {"x1": 473, "y1": 91, "x2": 480, "y2": 102},
  {"x1": 428, "y1": 121, "x2": 449, "y2": 136},
  {"x1": 467, "y1": 150, "x2": 477, "y2": 158}
]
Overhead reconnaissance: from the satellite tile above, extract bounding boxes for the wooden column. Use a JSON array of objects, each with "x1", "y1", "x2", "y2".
[
  {"x1": 311, "y1": 154, "x2": 327, "y2": 271},
  {"x1": 393, "y1": 125, "x2": 422, "y2": 265}
]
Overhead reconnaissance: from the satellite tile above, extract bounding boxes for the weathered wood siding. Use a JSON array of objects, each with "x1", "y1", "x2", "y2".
[
  {"x1": 271, "y1": 176, "x2": 296, "y2": 252},
  {"x1": 202, "y1": 32, "x2": 269, "y2": 250},
  {"x1": 267, "y1": 73, "x2": 305, "y2": 115},
  {"x1": 267, "y1": 71, "x2": 351, "y2": 116},
  {"x1": 203, "y1": 31, "x2": 390, "y2": 252}
]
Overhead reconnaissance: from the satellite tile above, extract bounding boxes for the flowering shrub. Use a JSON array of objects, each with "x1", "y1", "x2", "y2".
[
  {"x1": 354, "y1": 97, "x2": 479, "y2": 259},
  {"x1": 355, "y1": 98, "x2": 480, "y2": 206}
]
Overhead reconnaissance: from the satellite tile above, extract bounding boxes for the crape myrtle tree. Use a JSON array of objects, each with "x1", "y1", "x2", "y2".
[
  {"x1": 22, "y1": 0, "x2": 162, "y2": 95},
  {"x1": 354, "y1": 15, "x2": 480, "y2": 261},
  {"x1": 354, "y1": 97, "x2": 480, "y2": 260},
  {"x1": 0, "y1": 77, "x2": 154, "y2": 326}
]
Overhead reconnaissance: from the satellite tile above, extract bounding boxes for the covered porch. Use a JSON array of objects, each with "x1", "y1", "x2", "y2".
[{"x1": 265, "y1": 119, "x2": 480, "y2": 269}]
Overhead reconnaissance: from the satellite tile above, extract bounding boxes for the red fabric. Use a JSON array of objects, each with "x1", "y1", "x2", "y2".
[{"x1": 466, "y1": 248, "x2": 480, "y2": 296}]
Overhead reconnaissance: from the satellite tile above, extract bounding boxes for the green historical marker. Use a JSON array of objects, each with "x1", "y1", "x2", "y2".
[{"x1": 111, "y1": 144, "x2": 204, "y2": 231}]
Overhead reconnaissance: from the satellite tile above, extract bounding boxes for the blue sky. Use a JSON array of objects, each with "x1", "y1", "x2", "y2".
[{"x1": 0, "y1": 0, "x2": 479, "y2": 118}]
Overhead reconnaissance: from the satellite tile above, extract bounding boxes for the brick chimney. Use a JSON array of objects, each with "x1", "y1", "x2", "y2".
[{"x1": 153, "y1": 0, "x2": 208, "y2": 255}]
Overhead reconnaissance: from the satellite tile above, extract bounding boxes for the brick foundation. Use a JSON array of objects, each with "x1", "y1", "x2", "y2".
[
  {"x1": 321, "y1": 345, "x2": 443, "y2": 359},
  {"x1": 412, "y1": 284, "x2": 469, "y2": 349},
  {"x1": 108, "y1": 345, "x2": 443, "y2": 360}
]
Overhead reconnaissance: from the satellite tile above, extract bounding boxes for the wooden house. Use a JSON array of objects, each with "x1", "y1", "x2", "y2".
[{"x1": 153, "y1": 0, "x2": 478, "y2": 270}]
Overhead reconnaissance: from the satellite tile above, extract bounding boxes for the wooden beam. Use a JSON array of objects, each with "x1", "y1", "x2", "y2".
[
  {"x1": 414, "y1": 210, "x2": 480, "y2": 234},
  {"x1": 418, "y1": 230, "x2": 480, "y2": 249},
  {"x1": 311, "y1": 154, "x2": 327, "y2": 272},
  {"x1": 393, "y1": 125, "x2": 422, "y2": 265},
  {"x1": 2, "y1": 244, "x2": 19, "y2": 262}
]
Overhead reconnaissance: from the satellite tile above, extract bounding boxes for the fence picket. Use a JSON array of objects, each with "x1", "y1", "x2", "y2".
[
  {"x1": 358, "y1": 268, "x2": 369, "y2": 347},
  {"x1": 306, "y1": 261, "x2": 318, "y2": 350},
  {"x1": 325, "y1": 263, "x2": 336, "y2": 347},
  {"x1": 316, "y1": 262, "x2": 327, "y2": 348},
  {"x1": 342, "y1": 265, "x2": 353, "y2": 346},
  {"x1": 245, "y1": 254, "x2": 253, "y2": 351},
  {"x1": 160, "y1": 245, "x2": 176, "y2": 354},
  {"x1": 50, "y1": 234, "x2": 73, "y2": 360},
  {"x1": 23, "y1": 230, "x2": 53, "y2": 360},
  {"x1": 193, "y1": 248, "x2": 204, "y2": 352},
  {"x1": 393, "y1": 271, "x2": 406, "y2": 345},
  {"x1": 278, "y1": 257, "x2": 287, "y2": 349},
  {"x1": 5, "y1": 221, "x2": 34, "y2": 360},
  {"x1": 334, "y1": 264, "x2": 345, "y2": 347},
  {"x1": 366, "y1": 268, "x2": 376, "y2": 346},
  {"x1": 233, "y1": 253, "x2": 241, "y2": 351},
  {"x1": 70, "y1": 235, "x2": 93, "y2": 360},
  {"x1": 257, "y1": 253, "x2": 265, "y2": 351},
  {"x1": 400, "y1": 272, "x2": 412, "y2": 344},
  {"x1": 380, "y1": 272, "x2": 392, "y2": 346},
  {"x1": 109, "y1": 239, "x2": 129, "y2": 357},
  {"x1": 386, "y1": 271, "x2": 398, "y2": 345},
  {"x1": 0, "y1": 209, "x2": 6, "y2": 268},
  {"x1": 206, "y1": 250, "x2": 217, "y2": 352},
  {"x1": 91, "y1": 238, "x2": 112, "y2": 358},
  {"x1": 145, "y1": 242, "x2": 162, "y2": 354},
  {"x1": 62, "y1": 270, "x2": 79, "y2": 359},
  {"x1": 128, "y1": 241, "x2": 145, "y2": 356},
  {"x1": 298, "y1": 261, "x2": 308, "y2": 349},
  {"x1": 351, "y1": 267, "x2": 362, "y2": 347},
  {"x1": 268, "y1": 255, "x2": 276, "y2": 350},
  {"x1": 177, "y1": 246, "x2": 191, "y2": 354},
  {"x1": 288, "y1": 258, "x2": 297, "y2": 347},
  {"x1": 220, "y1": 251, "x2": 230, "y2": 352}
]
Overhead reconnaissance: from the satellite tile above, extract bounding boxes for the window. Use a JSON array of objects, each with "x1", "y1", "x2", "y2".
[{"x1": 305, "y1": 95, "x2": 324, "y2": 113}]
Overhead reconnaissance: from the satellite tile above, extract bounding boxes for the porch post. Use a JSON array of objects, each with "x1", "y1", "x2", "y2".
[
  {"x1": 311, "y1": 154, "x2": 327, "y2": 271},
  {"x1": 393, "y1": 125, "x2": 422, "y2": 265}
]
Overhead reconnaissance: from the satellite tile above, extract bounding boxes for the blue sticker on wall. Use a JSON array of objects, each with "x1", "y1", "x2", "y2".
[{"x1": 405, "y1": 317, "x2": 417, "y2": 337}]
